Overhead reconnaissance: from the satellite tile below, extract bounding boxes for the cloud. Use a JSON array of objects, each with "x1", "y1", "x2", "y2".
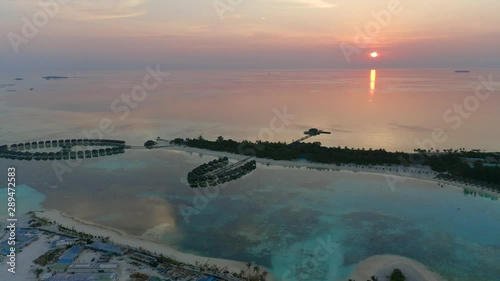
[
  {"x1": 266, "y1": 0, "x2": 336, "y2": 9},
  {"x1": 0, "y1": 0, "x2": 148, "y2": 20},
  {"x1": 62, "y1": 0, "x2": 148, "y2": 20}
]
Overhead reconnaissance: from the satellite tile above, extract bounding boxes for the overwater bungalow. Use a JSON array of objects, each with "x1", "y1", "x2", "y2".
[{"x1": 24, "y1": 152, "x2": 33, "y2": 161}]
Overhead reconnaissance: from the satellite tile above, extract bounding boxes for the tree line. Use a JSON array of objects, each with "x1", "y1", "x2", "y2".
[{"x1": 170, "y1": 136, "x2": 500, "y2": 191}]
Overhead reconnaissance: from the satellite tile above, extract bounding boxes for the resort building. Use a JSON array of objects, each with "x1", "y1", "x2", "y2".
[
  {"x1": 0, "y1": 229, "x2": 39, "y2": 254},
  {"x1": 52, "y1": 245, "x2": 85, "y2": 272},
  {"x1": 87, "y1": 242, "x2": 124, "y2": 256},
  {"x1": 67, "y1": 263, "x2": 118, "y2": 274},
  {"x1": 130, "y1": 251, "x2": 158, "y2": 265},
  {"x1": 44, "y1": 272, "x2": 117, "y2": 281},
  {"x1": 51, "y1": 238, "x2": 79, "y2": 247}
]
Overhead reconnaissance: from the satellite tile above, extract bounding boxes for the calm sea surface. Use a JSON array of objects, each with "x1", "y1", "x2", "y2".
[
  {"x1": 1, "y1": 69, "x2": 500, "y2": 151},
  {"x1": 1, "y1": 69, "x2": 500, "y2": 281}
]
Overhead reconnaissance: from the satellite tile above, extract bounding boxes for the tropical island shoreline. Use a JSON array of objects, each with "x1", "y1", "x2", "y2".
[
  {"x1": 32, "y1": 209, "x2": 271, "y2": 280},
  {"x1": 159, "y1": 143, "x2": 499, "y2": 199},
  {"x1": 32, "y1": 210, "x2": 446, "y2": 281}
]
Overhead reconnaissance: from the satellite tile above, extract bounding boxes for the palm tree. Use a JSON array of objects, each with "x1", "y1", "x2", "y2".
[
  {"x1": 261, "y1": 270, "x2": 268, "y2": 281},
  {"x1": 246, "y1": 262, "x2": 252, "y2": 280},
  {"x1": 253, "y1": 265, "x2": 260, "y2": 277}
]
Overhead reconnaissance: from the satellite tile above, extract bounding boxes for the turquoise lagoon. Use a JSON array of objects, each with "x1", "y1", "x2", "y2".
[
  {"x1": 4, "y1": 150, "x2": 499, "y2": 281},
  {"x1": 0, "y1": 184, "x2": 45, "y2": 217}
]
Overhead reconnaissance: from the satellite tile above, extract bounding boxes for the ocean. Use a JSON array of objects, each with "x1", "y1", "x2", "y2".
[{"x1": 1, "y1": 69, "x2": 500, "y2": 281}]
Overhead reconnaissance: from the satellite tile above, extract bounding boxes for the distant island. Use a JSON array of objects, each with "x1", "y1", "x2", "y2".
[
  {"x1": 454, "y1": 70, "x2": 471, "y2": 73},
  {"x1": 42, "y1": 76, "x2": 69, "y2": 80},
  {"x1": 14, "y1": 77, "x2": 24, "y2": 80}
]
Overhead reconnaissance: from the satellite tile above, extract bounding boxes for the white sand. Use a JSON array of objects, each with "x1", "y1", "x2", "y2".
[
  {"x1": 34, "y1": 210, "x2": 254, "y2": 276},
  {"x1": 0, "y1": 233, "x2": 53, "y2": 281},
  {"x1": 350, "y1": 255, "x2": 444, "y2": 281},
  {"x1": 161, "y1": 144, "x2": 499, "y2": 198}
]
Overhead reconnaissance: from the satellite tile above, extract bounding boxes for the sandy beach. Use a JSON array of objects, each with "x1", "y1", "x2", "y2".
[
  {"x1": 34, "y1": 210, "x2": 262, "y2": 277},
  {"x1": 350, "y1": 255, "x2": 444, "y2": 281},
  {"x1": 161, "y1": 144, "x2": 499, "y2": 198}
]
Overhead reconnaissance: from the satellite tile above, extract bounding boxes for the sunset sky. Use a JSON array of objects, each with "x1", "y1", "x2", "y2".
[{"x1": 1, "y1": 0, "x2": 500, "y2": 72}]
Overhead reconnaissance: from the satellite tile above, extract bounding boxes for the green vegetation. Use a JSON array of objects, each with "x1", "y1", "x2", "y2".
[
  {"x1": 130, "y1": 272, "x2": 150, "y2": 281},
  {"x1": 57, "y1": 225, "x2": 95, "y2": 240},
  {"x1": 29, "y1": 214, "x2": 52, "y2": 227},
  {"x1": 34, "y1": 248, "x2": 65, "y2": 266},
  {"x1": 171, "y1": 136, "x2": 410, "y2": 165},
  {"x1": 144, "y1": 140, "x2": 157, "y2": 149},
  {"x1": 35, "y1": 268, "x2": 44, "y2": 277},
  {"x1": 170, "y1": 136, "x2": 500, "y2": 191},
  {"x1": 390, "y1": 269, "x2": 406, "y2": 281},
  {"x1": 429, "y1": 153, "x2": 500, "y2": 187}
]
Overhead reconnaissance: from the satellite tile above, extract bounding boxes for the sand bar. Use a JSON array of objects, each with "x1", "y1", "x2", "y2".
[{"x1": 350, "y1": 255, "x2": 444, "y2": 281}]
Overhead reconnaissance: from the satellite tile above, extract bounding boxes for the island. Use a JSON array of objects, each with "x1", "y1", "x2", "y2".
[
  {"x1": 42, "y1": 76, "x2": 69, "y2": 80},
  {"x1": 164, "y1": 136, "x2": 500, "y2": 194},
  {"x1": 3, "y1": 136, "x2": 499, "y2": 195}
]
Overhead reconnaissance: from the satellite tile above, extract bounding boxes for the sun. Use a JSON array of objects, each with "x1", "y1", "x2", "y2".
[{"x1": 370, "y1": 52, "x2": 379, "y2": 58}]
